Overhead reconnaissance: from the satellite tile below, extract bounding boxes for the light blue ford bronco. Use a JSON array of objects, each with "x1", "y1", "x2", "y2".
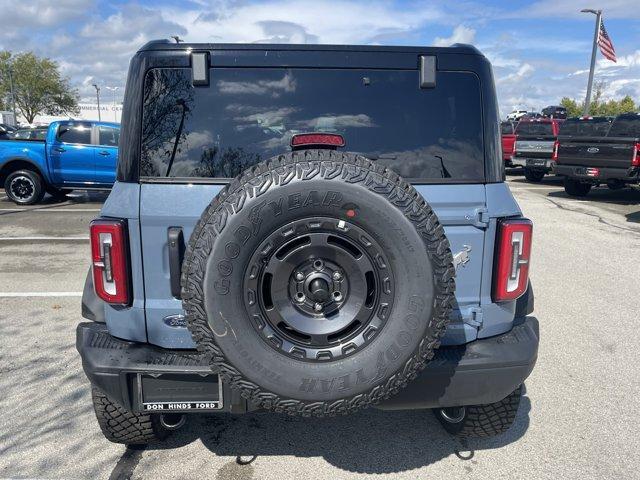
[{"x1": 77, "y1": 40, "x2": 539, "y2": 445}]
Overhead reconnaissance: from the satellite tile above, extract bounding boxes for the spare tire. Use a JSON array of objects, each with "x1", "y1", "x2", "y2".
[{"x1": 182, "y1": 150, "x2": 455, "y2": 416}]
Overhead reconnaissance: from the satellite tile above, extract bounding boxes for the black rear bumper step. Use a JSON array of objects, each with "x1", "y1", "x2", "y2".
[
  {"x1": 553, "y1": 164, "x2": 639, "y2": 183},
  {"x1": 76, "y1": 317, "x2": 539, "y2": 412}
]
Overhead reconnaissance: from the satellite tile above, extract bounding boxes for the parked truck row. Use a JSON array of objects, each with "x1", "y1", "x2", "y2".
[{"x1": 501, "y1": 113, "x2": 640, "y2": 197}]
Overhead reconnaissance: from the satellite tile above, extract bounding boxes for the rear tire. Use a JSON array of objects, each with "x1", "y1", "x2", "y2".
[
  {"x1": 563, "y1": 178, "x2": 591, "y2": 197},
  {"x1": 523, "y1": 168, "x2": 545, "y2": 183},
  {"x1": 434, "y1": 385, "x2": 523, "y2": 438},
  {"x1": 91, "y1": 386, "x2": 168, "y2": 445},
  {"x1": 4, "y1": 169, "x2": 45, "y2": 205}
]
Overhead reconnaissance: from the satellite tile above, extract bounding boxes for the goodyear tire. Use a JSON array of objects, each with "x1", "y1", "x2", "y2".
[{"x1": 182, "y1": 150, "x2": 455, "y2": 416}]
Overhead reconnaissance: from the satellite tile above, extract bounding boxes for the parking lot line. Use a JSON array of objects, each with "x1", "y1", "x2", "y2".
[
  {"x1": 0, "y1": 236, "x2": 89, "y2": 241},
  {"x1": 0, "y1": 291, "x2": 83, "y2": 297},
  {"x1": 0, "y1": 208, "x2": 102, "y2": 212}
]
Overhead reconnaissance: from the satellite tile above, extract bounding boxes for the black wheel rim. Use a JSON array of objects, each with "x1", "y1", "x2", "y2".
[
  {"x1": 9, "y1": 176, "x2": 35, "y2": 201},
  {"x1": 244, "y1": 217, "x2": 394, "y2": 361}
]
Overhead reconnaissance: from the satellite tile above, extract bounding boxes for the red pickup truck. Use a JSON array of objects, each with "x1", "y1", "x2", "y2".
[{"x1": 501, "y1": 121, "x2": 516, "y2": 167}]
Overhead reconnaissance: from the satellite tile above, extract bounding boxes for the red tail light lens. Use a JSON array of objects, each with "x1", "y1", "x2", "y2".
[
  {"x1": 632, "y1": 143, "x2": 640, "y2": 167},
  {"x1": 493, "y1": 218, "x2": 533, "y2": 302},
  {"x1": 90, "y1": 219, "x2": 130, "y2": 305},
  {"x1": 291, "y1": 133, "x2": 345, "y2": 149},
  {"x1": 551, "y1": 140, "x2": 559, "y2": 162}
]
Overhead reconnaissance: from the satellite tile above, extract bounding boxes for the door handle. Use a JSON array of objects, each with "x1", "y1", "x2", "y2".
[
  {"x1": 53, "y1": 147, "x2": 65, "y2": 152},
  {"x1": 98, "y1": 150, "x2": 110, "y2": 156}
]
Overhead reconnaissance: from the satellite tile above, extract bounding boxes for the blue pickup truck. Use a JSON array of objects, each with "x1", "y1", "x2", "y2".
[{"x1": 0, "y1": 120, "x2": 119, "y2": 204}]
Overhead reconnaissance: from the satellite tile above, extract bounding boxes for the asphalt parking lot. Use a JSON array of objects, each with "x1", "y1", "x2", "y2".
[{"x1": 1, "y1": 175, "x2": 639, "y2": 480}]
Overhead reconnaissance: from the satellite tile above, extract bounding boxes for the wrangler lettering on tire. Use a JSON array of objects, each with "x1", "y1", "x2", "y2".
[{"x1": 182, "y1": 150, "x2": 456, "y2": 416}]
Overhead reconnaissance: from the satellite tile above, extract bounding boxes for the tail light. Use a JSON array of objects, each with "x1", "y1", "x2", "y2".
[
  {"x1": 90, "y1": 219, "x2": 130, "y2": 305},
  {"x1": 632, "y1": 142, "x2": 640, "y2": 167},
  {"x1": 493, "y1": 218, "x2": 533, "y2": 302},
  {"x1": 291, "y1": 133, "x2": 345, "y2": 149},
  {"x1": 551, "y1": 139, "x2": 559, "y2": 162}
]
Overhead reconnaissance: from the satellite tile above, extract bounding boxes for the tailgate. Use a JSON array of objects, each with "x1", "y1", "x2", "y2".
[
  {"x1": 514, "y1": 138, "x2": 554, "y2": 159},
  {"x1": 557, "y1": 136, "x2": 636, "y2": 169}
]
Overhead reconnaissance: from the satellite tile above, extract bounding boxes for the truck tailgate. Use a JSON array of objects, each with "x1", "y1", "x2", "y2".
[{"x1": 557, "y1": 136, "x2": 637, "y2": 169}]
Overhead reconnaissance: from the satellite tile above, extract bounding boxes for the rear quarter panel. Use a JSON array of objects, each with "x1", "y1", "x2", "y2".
[{"x1": 0, "y1": 139, "x2": 50, "y2": 182}]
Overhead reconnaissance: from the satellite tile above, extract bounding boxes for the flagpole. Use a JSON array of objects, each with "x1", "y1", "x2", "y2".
[{"x1": 582, "y1": 9, "x2": 602, "y2": 116}]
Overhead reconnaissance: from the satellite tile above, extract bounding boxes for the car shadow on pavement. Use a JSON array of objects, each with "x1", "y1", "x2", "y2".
[
  {"x1": 143, "y1": 390, "x2": 531, "y2": 474},
  {"x1": 547, "y1": 187, "x2": 640, "y2": 206},
  {"x1": 626, "y1": 210, "x2": 640, "y2": 223}
]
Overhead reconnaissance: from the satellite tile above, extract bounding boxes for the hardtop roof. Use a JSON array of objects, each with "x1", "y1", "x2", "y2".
[{"x1": 137, "y1": 39, "x2": 483, "y2": 56}]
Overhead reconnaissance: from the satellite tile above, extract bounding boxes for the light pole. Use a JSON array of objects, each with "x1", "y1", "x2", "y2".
[
  {"x1": 104, "y1": 86, "x2": 119, "y2": 122},
  {"x1": 581, "y1": 8, "x2": 602, "y2": 116},
  {"x1": 92, "y1": 83, "x2": 101, "y2": 121},
  {"x1": 7, "y1": 67, "x2": 17, "y2": 121}
]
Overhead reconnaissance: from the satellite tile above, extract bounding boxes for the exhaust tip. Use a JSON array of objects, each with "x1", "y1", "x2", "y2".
[{"x1": 159, "y1": 413, "x2": 186, "y2": 430}]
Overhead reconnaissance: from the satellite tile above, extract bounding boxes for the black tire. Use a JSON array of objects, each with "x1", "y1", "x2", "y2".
[
  {"x1": 434, "y1": 385, "x2": 523, "y2": 438},
  {"x1": 4, "y1": 169, "x2": 45, "y2": 205},
  {"x1": 523, "y1": 168, "x2": 545, "y2": 183},
  {"x1": 91, "y1": 387, "x2": 168, "y2": 445},
  {"x1": 563, "y1": 178, "x2": 591, "y2": 197},
  {"x1": 182, "y1": 150, "x2": 455, "y2": 416},
  {"x1": 606, "y1": 180, "x2": 624, "y2": 191}
]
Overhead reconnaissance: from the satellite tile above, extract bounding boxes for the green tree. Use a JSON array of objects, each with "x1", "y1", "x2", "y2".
[
  {"x1": 0, "y1": 51, "x2": 79, "y2": 123},
  {"x1": 618, "y1": 95, "x2": 636, "y2": 114},
  {"x1": 560, "y1": 81, "x2": 637, "y2": 118}
]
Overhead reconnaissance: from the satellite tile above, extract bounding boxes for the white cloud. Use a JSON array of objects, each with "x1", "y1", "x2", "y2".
[
  {"x1": 433, "y1": 25, "x2": 476, "y2": 47},
  {"x1": 510, "y1": 0, "x2": 640, "y2": 19},
  {"x1": 497, "y1": 63, "x2": 534, "y2": 84},
  {"x1": 169, "y1": 0, "x2": 445, "y2": 44}
]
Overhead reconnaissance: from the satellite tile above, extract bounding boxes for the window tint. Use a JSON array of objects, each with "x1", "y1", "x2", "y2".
[
  {"x1": 140, "y1": 68, "x2": 484, "y2": 181},
  {"x1": 501, "y1": 122, "x2": 514, "y2": 135},
  {"x1": 515, "y1": 122, "x2": 553, "y2": 136},
  {"x1": 559, "y1": 118, "x2": 611, "y2": 137},
  {"x1": 607, "y1": 115, "x2": 640, "y2": 137},
  {"x1": 57, "y1": 124, "x2": 91, "y2": 144},
  {"x1": 98, "y1": 125, "x2": 120, "y2": 146}
]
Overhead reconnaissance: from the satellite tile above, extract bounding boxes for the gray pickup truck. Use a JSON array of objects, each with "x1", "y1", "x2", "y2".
[
  {"x1": 76, "y1": 40, "x2": 538, "y2": 446},
  {"x1": 554, "y1": 113, "x2": 640, "y2": 196},
  {"x1": 512, "y1": 118, "x2": 564, "y2": 182}
]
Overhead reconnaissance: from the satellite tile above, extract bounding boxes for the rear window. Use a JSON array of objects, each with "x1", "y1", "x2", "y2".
[
  {"x1": 98, "y1": 125, "x2": 120, "y2": 146},
  {"x1": 559, "y1": 118, "x2": 611, "y2": 137},
  {"x1": 515, "y1": 122, "x2": 553, "y2": 136},
  {"x1": 500, "y1": 122, "x2": 514, "y2": 135},
  {"x1": 140, "y1": 68, "x2": 484, "y2": 181},
  {"x1": 607, "y1": 115, "x2": 640, "y2": 137}
]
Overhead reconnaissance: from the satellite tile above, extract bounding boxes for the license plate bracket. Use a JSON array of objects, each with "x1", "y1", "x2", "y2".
[
  {"x1": 526, "y1": 159, "x2": 546, "y2": 167},
  {"x1": 138, "y1": 373, "x2": 223, "y2": 412}
]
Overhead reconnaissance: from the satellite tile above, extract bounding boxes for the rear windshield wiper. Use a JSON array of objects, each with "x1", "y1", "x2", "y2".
[
  {"x1": 435, "y1": 155, "x2": 451, "y2": 178},
  {"x1": 165, "y1": 99, "x2": 190, "y2": 177}
]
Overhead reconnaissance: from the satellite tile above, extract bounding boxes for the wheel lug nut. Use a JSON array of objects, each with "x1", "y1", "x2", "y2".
[
  {"x1": 295, "y1": 292, "x2": 305, "y2": 303},
  {"x1": 295, "y1": 272, "x2": 305, "y2": 281},
  {"x1": 314, "y1": 303, "x2": 323, "y2": 312},
  {"x1": 332, "y1": 271, "x2": 342, "y2": 281}
]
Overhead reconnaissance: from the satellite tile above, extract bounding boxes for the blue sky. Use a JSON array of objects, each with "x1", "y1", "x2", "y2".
[{"x1": 1, "y1": 0, "x2": 639, "y2": 117}]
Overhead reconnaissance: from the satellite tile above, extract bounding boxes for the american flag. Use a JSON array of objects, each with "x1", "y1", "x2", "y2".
[{"x1": 597, "y1": 18, "x2": 617, "y2": 62}]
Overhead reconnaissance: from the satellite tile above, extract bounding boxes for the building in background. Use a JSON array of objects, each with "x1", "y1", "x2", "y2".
[{"x1": 29, "y1": 103, "x2": 122, "y2": 126}]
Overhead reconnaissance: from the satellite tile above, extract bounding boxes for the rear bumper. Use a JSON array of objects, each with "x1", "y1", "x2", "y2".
[
  {"x1": 77, "y1": 317, "x2": 539, "y2": 412},
  {"x1": 512, "y1": 157, "x2": 553, "y2": 170},
  {"x1": 553, "y1": 164, "x2": 639, "y2": 183}
]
